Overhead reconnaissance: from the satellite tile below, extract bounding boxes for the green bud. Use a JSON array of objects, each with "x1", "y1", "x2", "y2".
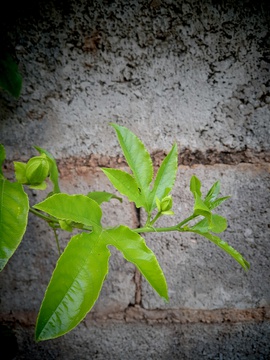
[
  {"x1": 156, "y1": 195, "x2": 174, "y2": 215},
  {"x1": 26, "y1": 154, "x2": 50, "y2": 185},
  {"x1": 160, "y1": 195, "x2": 173, "y2": 212}
]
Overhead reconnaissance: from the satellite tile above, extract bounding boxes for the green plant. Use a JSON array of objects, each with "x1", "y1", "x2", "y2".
[
  {"x1": 0, "y1": 123, "x2": 249, "y2": 341},
  {"x1": 0, "y1": 51, "x2": 22, "y2": 98}
]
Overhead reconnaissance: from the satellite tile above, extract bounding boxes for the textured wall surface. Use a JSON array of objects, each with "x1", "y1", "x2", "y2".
[{"x1": 0, "y1": 0, "x2": 270, "y2": 359}]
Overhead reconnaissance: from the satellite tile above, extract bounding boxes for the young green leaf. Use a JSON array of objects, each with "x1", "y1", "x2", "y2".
[
  {"x1": 191, "y1": 214, "x2": 227, "y2": 234},
  {"x1": 193, "y1": 194, "x2": 212, "y2": 222},
  {"x1": 103, "y1": 225, "x2": 168, "y2": 302},
  {"x1": 0, "y1": 144, "x2": 6, "y2": 179},
  {"x1": 35, "y1": 232, "x2": 110, "y2": 341},
  {"x1": 190, "y1": 229, "x2": 250, "y2": 270},
  {"x1": 111, "y1": 123, "x2": 153, "y2": 211},
  {"x1": 149, "y1": 143, "x2": 178, "y2": 212},
  {"x1": 28, "y1": 182, "x2": 47, "y2": 190},
  {"x1": 34, "y1": 194, "x2": 102, "y2": 232},
  {"x1": 190, "y1": 175, "x2": 202, "y2": 198},
  {"x1": 0, "y1": 179, "x2": 29, "y2": 271},
  {"x1": 101, "y1": 168, "x2": 145, "y2": 208},
  {"x1": 204, "y1": 180, "x2": 220, "y2": 206},
  {"x1": 191, "y1": 218, "x2": 209, "y2": 233},
  {"x1": 34, "y1": 146, "x2": 60, "y2": 194},
  {"x1": 14, "y1": 162, "x2": 27, "y2": 183},
  {"x1": 208, "y1": 196, "x2": 231, "y2": 210},
  {"x1": 87, "y1": 191, "x2": 122, "y2": 205},
  {"x1": 59, "y1": 220, "x2": 73, "y2": 232}
]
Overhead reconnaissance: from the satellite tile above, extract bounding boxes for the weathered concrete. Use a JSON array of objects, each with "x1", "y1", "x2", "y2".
[
  {"x1": 141, "y1": 164, "x2": 270, "y2": 310},
  {"x1": 0, "y1": 0, "x2": 269, "y2": 160},
  {"x1": 0, "y1": 0, "x2": 270, "y2": 358},
  {"x1": 1, "y1": 319, "x2": 270, "y2": 360}
]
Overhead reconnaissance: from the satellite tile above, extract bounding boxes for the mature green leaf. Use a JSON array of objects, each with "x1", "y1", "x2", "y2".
[
  {"x1": 14, "y1": 162, "x2": 27, "y2": 183},
  {"x1": 111, "y1": 123, "x2": 153, "y2": 210},
  {"x1": 34, "y1": 146, "x2": 60, "y2": 194},
  {"x1": 102, "y1": 168, "x2": 145, "y2": 208},
  {"x1": 204, "y1": 181, "x2": 220, "y2": 206},
  {"x1": 87, "y1": 191, "x2": 122, "y2": 205},
  {"x1": 190, "y1": 229, "x2": 250, "y2": 270},
  {"x1": 0, "y1": 144, "x2": 6, "y2": 179},
  {"x1": 0, "y1": 179, "x2": 29, "y2": 271},
  {"x1": 34, "y1": 194, "x2": 102, "y2": 232},
  {"x1": 0, "y1": 52, "x2": 22, "y2": 98},
  {"x1": 190, "y1": 175, "x2": 202, "y2": 198},
  {"x1": 103, "y1": 225, "x2": 168, "y2": 301},
  {"x1": 149, "y1": 143, "x2": 178, "y2": 212},
  {"x1": 192, "y1": 214, "x2": 227, "y2": 234},
  {"x1": 209, "y1": 196, "x2": 231, "y2": 210},
  {"x1": 35, "y1": 232, "x2": 110, "y2": 341}
]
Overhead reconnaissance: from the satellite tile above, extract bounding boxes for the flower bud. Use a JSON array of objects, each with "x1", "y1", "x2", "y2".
[
  {"x1": 26, "y1": 155, "x2": 50, "y2": 185},
  {"x1": 159, "y1": 195, "x2": 173, "y2": 212},
  {"x1": 156, "y1": 195, "x2": 174, "y2": 215}
]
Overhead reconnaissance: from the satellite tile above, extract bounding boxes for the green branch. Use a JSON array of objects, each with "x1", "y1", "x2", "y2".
[{"x1": 29, "y1": 207, "x2": 59, "y2": 224}]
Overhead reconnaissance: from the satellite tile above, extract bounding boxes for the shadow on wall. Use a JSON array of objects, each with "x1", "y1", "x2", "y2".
[{"x1": 0, "y1": 324, "x2": 19, "y2": 360}]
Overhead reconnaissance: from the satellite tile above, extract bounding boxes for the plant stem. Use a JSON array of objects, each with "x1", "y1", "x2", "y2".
[
  {"x1": 149, "y1": 212, "x2": 162, "y2": 226},
  {"x1": 52, "y1": 227, "x2": 61, "y2": 256},
  {"x1": 133, "y1": 225, "x2": 180, "y2": 234},
  {"x1": 30, "y1": 207, "x2": 62, "y2": 254},
  {"x1": 145, "y1": 212, "x2": 152, "y2": 227},
  {"x1": 176, "y1": 214, "x2": 197, "y2": 228},
  {"x1": 29, "y1": 207, "x2": 59, "y2": 224},
  {"x1": 133, "y1": 214, "x2": 199, "y2": 234}
]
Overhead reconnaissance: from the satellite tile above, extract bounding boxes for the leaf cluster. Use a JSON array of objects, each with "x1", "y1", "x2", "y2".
[{"x1": 0, "y1": 124, "x2": 249, "y2": 342}]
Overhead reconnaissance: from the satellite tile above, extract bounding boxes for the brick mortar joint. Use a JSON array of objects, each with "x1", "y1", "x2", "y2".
[
  {"x1": 123, "y1": 306, "x2": 270, "y2": 325},
  {"x1": 3, "y1": 148, "x2": 270, "y2": 173},
  {"x1": 1, "y1": 307, "x2": 269, "y2": 327},
  {"x1": 57, "y1": 149, "x2": 270, "y2": 170}
]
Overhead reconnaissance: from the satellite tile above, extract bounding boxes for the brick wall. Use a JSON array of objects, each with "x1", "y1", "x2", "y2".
[{"x1": 0, "y1": 1, "x2": 269, "y2": 358}]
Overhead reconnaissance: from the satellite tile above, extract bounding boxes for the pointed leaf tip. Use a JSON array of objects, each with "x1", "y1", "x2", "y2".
[
  {"x1": 35, "y1": 232, "x2": 110, "y2": 341},
  {"x1": 102, "y1": 226, "x2": 169, "y2": 301},
  {"x1": 110, "y1": 124, "x2": 153, "y2": 211}
]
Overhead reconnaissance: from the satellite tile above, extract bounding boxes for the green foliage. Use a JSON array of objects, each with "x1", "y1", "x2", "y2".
[
  {"x1": 102, "y1": 124, "x2": 178, "y2": 216},
  {"x1": 0, "y1": 123, "x2": 250, "y2": 341},
  {"x1": 187, "y1": 175, "x2": 248, "y2": 270},
  {"x1": 0, "y1": 179, "x2": 29, "y2": 271},
  {"x1": 34, "y1": 146, "x2": 61, "y2": 194},
  {"x1": 0, "y1": 144, "x2": 6, "y2": 179},
  {"x1": 87, "y1": 191, "x2": 122, "y2": 204},
  {"x1": 0, "y1": 52, "x2": 22, "y2": 98},
  {"x1": 35, "y1": 232, "x2": 110, "y2": 341},
  {"x1": 103, "y1": 225, "x2": 168, "y2": 302}
]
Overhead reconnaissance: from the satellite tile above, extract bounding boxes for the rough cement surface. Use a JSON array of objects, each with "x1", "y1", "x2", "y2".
[
  {"x1": 0, "y1": 0, "x2": 269, "y2": 358},
  {"x1": 0, "y1": 320, "x2": 269, "y2": 360},
  {"x1": 141, "y1": 164, "x2": 270, "y2": 309},
  {"x1": 0, "y1": 0, "x2": 269, "y2": 159}
]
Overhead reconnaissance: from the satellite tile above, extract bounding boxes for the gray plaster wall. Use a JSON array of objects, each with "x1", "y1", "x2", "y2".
[{"x1": 0, "y1": 0, "x2": 270, "y2": 359}]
